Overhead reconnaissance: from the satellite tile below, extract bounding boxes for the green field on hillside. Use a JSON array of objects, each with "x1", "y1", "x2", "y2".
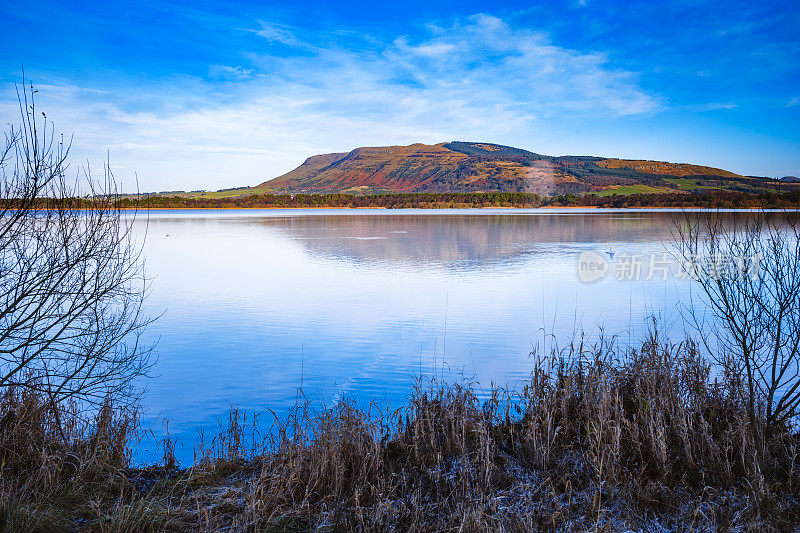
[
  {"x1": 662, "y1": 178, "x2": 727, "y2": 191},
  {"x1": 594, "y1": 184, "x2": 674, "y2": 196}
]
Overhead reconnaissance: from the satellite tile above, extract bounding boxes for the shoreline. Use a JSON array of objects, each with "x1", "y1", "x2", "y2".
[{"x1": 29, "y1": 190, "x2": 800, "y2": 211}]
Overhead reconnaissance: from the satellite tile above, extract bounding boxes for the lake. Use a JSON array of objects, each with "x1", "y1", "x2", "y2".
[{"x1": 133, "y1": 208, "x2": 711, "y2": 464}]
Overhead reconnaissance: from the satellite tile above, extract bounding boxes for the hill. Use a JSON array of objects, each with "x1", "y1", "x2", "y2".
[{"x1": 180, "y1": 142, "x2": 797, "y2": 198}]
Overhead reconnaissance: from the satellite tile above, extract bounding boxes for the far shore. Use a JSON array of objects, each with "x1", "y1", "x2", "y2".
[{"x1": 112, "y1": 204, "x2": 777, "y2": 210}]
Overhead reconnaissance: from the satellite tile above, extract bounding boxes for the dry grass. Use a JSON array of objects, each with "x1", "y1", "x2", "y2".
[
  {"x1": 2, "y1": 331, "x2": 800, "y2": 531},
  {"x1": 0, "y1": 386, "x2": 140, "y2": 531}
]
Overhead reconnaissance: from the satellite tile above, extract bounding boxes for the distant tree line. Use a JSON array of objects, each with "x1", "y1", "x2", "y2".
[
  {"x1": 109, "y1": 190, "x2": 800, "y2": 210},
  {"x1": 567, "y1": 190, "x2": 800, "y2": 209},
  {"x1": 114, "y1": 192, "x2": 545, "y2": 209}
]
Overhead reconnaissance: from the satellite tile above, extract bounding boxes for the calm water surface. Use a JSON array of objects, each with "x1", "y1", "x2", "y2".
[{"x1": 133, "y1": 208, "x2": 706, "y2": 463}]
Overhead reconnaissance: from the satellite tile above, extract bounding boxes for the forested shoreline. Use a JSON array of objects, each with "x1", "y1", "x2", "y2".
[{"x1": 109, "y1": 190, "x2": 800, "y2": 210}]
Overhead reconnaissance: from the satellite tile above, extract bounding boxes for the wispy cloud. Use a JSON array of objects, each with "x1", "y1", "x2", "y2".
[
  {"x1": 387, "y1": 14, "x2": 659, "y2": 116},
  {"x1": 250, "y1": 21, "x2": 307, "y2": 48},
  {"x1": 687, "y1": 102, "x2": 738, "y2": 112},
  {"x1": 208, "y1": 64, "x2": 254, "y2": 80}
]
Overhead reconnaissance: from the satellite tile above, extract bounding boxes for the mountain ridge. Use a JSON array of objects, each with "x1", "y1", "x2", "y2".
[
  {"x1": 256, "y1": 141, "x2": 772, "y2": 196},
  {"x1": 182, "y1": 141, "x2": 796, "y2": 198}
]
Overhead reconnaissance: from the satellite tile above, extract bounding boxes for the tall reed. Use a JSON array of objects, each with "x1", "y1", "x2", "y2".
[{"x1": 2, "y1": 330, "x2": 799, "y2": 531}]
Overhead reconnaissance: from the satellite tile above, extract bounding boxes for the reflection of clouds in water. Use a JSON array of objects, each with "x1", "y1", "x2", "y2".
[
  {"x1": 138, "y1": 210, "x2": 770, "y2": 274},
  {"x1": 239, "y1": 212, "x2": 682, "y2": 271}
]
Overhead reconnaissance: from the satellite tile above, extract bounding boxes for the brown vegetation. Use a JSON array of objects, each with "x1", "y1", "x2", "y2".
[
  {"x1": 2, "y1": 332, "x2": 799, "y2": 531},
  {"x1": 594, "y1": 158, "x2": 741, "y2": 178}
]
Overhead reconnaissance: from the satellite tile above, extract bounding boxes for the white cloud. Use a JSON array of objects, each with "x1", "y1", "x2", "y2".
[
  {"x1": 0, "y1": 15, "x2": 660, "y2": 192},
  {"x1": 381, "y1": 14, "x2": 658, "y2": 116},
  {"x1": 208, "y1": 64, "x2": 254, "y2": 80},
  {"x1": 688, "y1": 102, "x2": 738, "y2": 111},
  {"x1": 251, "y1": 21, "x2": 305, "y2": 48}
]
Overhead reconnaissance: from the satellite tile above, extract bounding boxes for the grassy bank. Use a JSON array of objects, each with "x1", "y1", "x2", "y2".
[{"x1": 2, "y1": 333, "x2": 799, "y2": 531}]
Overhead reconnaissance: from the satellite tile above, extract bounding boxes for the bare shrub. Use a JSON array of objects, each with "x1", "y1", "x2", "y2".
[
  {"x1": 0, "y1": 82, "x2": 152, "y2": 419},
  {"x1": 672, "y1": 211, "x2": 800, "y2": 430}
]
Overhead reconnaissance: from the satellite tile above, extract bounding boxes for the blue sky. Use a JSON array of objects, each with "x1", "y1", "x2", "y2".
[{"x1": 0, "y1": 0, "x2": 798, "y2": 191}]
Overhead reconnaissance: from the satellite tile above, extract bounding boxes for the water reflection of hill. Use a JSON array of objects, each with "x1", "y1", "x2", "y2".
[{"x1": 240, "y1": 212, "x2": 685, "y2": 269}]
